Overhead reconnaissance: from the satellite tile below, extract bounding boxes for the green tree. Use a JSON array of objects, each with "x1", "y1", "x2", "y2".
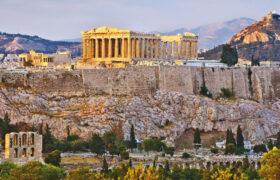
[
  {"x1": 226, "y1": 129, "x2": 236, "y2": 145},
  {"x1": 193, "y1": 128, "x2": 201, "y2": 149},
  {"x1": 120, "y1": 150, "x2": 129, "y2": 160},
  {"x1": 103, "y1": 131, "x2": 116, "y2": 149},
  {"x1": 88, "y1": 134, "x2": 105, "y2": 155},
  {"x1": 220, "y1": 44, "x2": 238, "y2": 66},
  {"x1": 236, "y1": 125, "x2": 244, "y2": 148},
  {"x1": 251, "y1": 55, "x2": 260, "y2": 66},
  {"x1": 182, "y1": 152, "x2": 191, "y2": 159},
  {"x1": 242, "y1": 155, "x2": 250, "y2": 170},
  {"x1": 108, "y1": 143, "x2": 119, "y2": 156},
  {"x1": 225, "y1": 143, "x2": 235, "y2": 154},
  {"x1": 45, "y1": 150, "x2": 61, "y2": 167},
  {"x1": 102, "y1": 157, "x2": 109, "y2": 174},
  {"x1": 253, "y1": 144, "x2": 267, "y2": 153},
  {"x1": 42, "y1": 124, "x2": 56, "y2": 153},
  {"x1": 129, "y1": 125, "x2": 137, "y2": 150}
]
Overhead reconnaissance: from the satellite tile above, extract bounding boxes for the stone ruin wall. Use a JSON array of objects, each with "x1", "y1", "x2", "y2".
[{"x1": 0, "y1": 66, "x2": 279, "y2": 103}]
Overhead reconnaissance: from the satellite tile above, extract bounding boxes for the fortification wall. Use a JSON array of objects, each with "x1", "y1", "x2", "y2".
[{"x1": 0, "y1": 66, "x2": 279, "y2": 103}]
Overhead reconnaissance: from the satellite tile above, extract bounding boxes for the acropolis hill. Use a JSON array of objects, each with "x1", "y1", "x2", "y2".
[{"x1": 1, "y1": 66, "x2": 280, "y2": 146}]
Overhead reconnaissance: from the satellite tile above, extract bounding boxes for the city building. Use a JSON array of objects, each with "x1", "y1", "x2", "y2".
[
  {"x1": 18, "y1": 50, "x2": 71, "y2": 67},
  {"x1": 235, "y1": 58, "x2": 280, "y2": 67},
  {"x1": 80, "y1": 26, "x2": 198, "y2": 67},
  {"x1": 5, "y1": 132, "x2": 43, "y2": 165}
]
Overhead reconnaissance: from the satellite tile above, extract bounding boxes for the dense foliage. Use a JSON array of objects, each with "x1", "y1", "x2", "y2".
[{"x1": 220, "y1": 44, "x2": 238, "y2": 66}]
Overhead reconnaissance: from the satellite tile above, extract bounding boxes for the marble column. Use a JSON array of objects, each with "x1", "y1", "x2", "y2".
[
  {"x1": 155, "y1": 40, "x2": 158, "y2": 59},
  {"x1": 95, "y1": 39, "x2": 99, "y2": 58},
  {"x1": 141, "y1": 39, "x2": 145, "y2": 58},
  {"x1": 115, "y1": 38, "x2": 118, "y2": 58},
  {"x1": 182, "y1": 40, "x2": 186, "y2": 59},
  {"x1": 189, "y1": 41, "x2": 193, "y2": 59},
  {"x1": 150, "y1": 39, "x2": 153, "y2": 59},
  {"x1": 178, "y1": 41, "x2": 182, "y2": 59},
  {"x1": 136, "y1": 39, "x2": 140, "y2": 58},
  {"x1": 145, "y1": 39, "x2": 149, "y2": 58},
  {"x1": 158, "y1": 40, "x2": 161, "y2": 59},
  {"x1": 163, "y1": 42, "x2": 167, "y2": 59},
  {"x1": 131, "y1": 38, "x2": 135, "y2": 58},
  {"x1": 83, "y1": 39, "x2": 86, "y2": 59},
  {"x1": 194, "y1": 41, "x2": 198, "y2": 59}
]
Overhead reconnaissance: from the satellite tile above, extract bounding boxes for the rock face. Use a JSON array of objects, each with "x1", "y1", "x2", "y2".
[
  {"x1": 0, "y1": 87, "x2": 279, "y2": 147},
  {"x1": 203, "y1": 12, "x2": 280, "y2": 61},
  {"x1": 1, "y1": 66, "x2": 280, "y2": 104},
  {"x1": 0, "y1": 32, "x2": 81, "y2": 57}
]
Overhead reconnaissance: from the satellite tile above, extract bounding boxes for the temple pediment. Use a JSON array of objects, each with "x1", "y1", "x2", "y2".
[{"x1": 83, "y1": 26, "x2": 131, "y2": 34}]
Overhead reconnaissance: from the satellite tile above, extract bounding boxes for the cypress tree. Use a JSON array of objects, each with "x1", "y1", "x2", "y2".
[
  {"x1": 193, "y1": 128, "x2": 201, "y2": 149},
  {"x1": 226, "y1": 129, "x2": 230, "y2": 145},
  {"x1": 164, "y1": 160, "x2": 170, "y2": 172},
  {"x1": 236, "y1": 125, "x2": 244, "y2": 148},
  {"x1": 102, "y1": 156, "x2": 109, "y2": 174},
  {"x1": 268, "y1": 139, "x2": 273, "y2": 150},
  {"x1": 129, "y1": 124, "x2": 137, "y2": 150}
]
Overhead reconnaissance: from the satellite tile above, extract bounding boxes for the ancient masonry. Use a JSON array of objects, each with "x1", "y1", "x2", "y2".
[
  {"x1": 5, "y1": 132, "x2": 43, "y2": 165},
  {"x1": 80, "y1": 26, "x2": 198, "y2": 65},
  {"x1": 1, "y1": 66, "x2": 280, "y2": 103}
]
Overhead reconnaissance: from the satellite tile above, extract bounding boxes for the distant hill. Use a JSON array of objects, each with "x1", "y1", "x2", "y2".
[
  {"x1": 0, "y1": 32, "x2": 81, "y2": 57},
  {"x1": 203, "y1": 12, "x2": 280, "y2": 61},
  {"x1": 159, "y1": 17, "x2": 255, "y2": 50}
]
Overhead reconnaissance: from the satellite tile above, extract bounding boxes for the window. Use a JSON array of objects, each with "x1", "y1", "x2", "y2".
[
  {"x1": 31, "y1": 133, "x2": 34, "y2": 145},
  {"x1": 14, "y1": 148, "x2": 18, "y2": 158},
  {"x1": 22, "y1": 134, "x2": 27, "y2": 145},
  {"x1": 31, "y1": 148, "x2": 34, "y2": 157},
  {"x1": 22, "y1": 148, "x2": 27, "y2": 158},
  {"x1": 14, "y1": 134, "x2": 18, "y2": 146}
]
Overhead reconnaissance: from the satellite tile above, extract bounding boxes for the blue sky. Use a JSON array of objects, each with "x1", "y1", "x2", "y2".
[{"x1": 0, "y1": 0, "x2": 279, "y2": 40}]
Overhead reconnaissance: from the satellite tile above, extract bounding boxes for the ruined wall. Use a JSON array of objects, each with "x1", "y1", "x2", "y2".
[{"x1": 0, "y1": 66, "x2": 280, "y2": 103}]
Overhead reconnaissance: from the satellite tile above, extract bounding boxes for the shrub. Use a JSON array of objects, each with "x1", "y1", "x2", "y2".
[
  {"x1": 221, "y1": 88, "x2": 234, "y2": 98},
  {"x1": 164, "y1": 119, "x2": 172, "y2": 126},
  {"x1": 45, "y1": 150, "x2": 61, "y2": 167},
  {"x1": 225, "y1": 143, "x2": 235, "y2": 154},
  {"x1": 200, "y1": 85, "x2": 212, "y2": 98},
  {"x1": 182, "y1": 152, "x2": 191, "y2": 159},
  {"x1": 120, "y1": 150, "x2": 129, "y2": 160},
  {"x1": 210, "y1": 148, "x2": 218, "y2": 154},
  {"x1": 253, "y1": 144, "x2": 267, "y2": 153}
]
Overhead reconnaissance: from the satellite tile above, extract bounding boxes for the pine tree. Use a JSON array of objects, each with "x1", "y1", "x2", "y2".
[
  {"x1": 129, "y1": 124, "x2": 137, "y2": 150},
  {"x1": 193, "y1": 128, "x2": 201, "y2": 149},
  {"x1": 129, "y1": 158, "x2": 132, "y2": 167},
  {"x1": 164, "y1": 160, "x2": 170, "y2": 172},
  {"x1": 236, "y1": 125, "x2": 244, "y2": 148},
  {"x1": 102, "y1": 156, "x2": 109, "y2": 174}
]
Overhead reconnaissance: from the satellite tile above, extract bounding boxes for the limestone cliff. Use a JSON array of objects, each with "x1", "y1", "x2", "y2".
[{"x1": 0, "y1": 87, "x2": 279, "y2": 148}]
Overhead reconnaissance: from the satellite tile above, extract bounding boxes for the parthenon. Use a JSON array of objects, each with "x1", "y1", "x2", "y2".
[{"x1": 80, "y1": 26, "x2": 198, "y2": 66}]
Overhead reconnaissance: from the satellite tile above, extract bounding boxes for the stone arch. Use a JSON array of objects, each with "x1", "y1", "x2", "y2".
[
  {"x1": 22, "y1": 148, "x2": 27, "y2": 158},
  {"x1": 31, "y1": 148, "x2": 35, "y2": 157},
  {"x1": 219, "y1": 162, "x2": 224, "y2": 167},
  {"x1": 226, "y1": 161, "x2": 231, "y2": 167}
]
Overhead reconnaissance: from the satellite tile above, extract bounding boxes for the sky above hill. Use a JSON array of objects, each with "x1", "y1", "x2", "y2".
[{"x1": 1, "y1": 0, "x2": 280, "y2": 40}]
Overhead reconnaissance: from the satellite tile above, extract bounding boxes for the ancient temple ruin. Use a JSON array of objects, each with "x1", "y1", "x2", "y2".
[
  {"x1": 80, "y1": 26, "x2": 198, "y2": 66},
  {"x1": 5, "y1": 132, "x2": 43, "y2": 165}
]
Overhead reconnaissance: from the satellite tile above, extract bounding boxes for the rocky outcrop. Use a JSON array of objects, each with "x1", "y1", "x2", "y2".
[
  {"x1": 203, "y1": 12, "x2": 280, "y2": 61},
  {"x1": 0, "y1": 87, "x2": 279, "y2": 147}
]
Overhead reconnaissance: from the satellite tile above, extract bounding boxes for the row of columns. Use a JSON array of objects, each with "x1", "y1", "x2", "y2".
[{"x1": 82, "y1": 37, "x2": 198, "y2": 60}]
